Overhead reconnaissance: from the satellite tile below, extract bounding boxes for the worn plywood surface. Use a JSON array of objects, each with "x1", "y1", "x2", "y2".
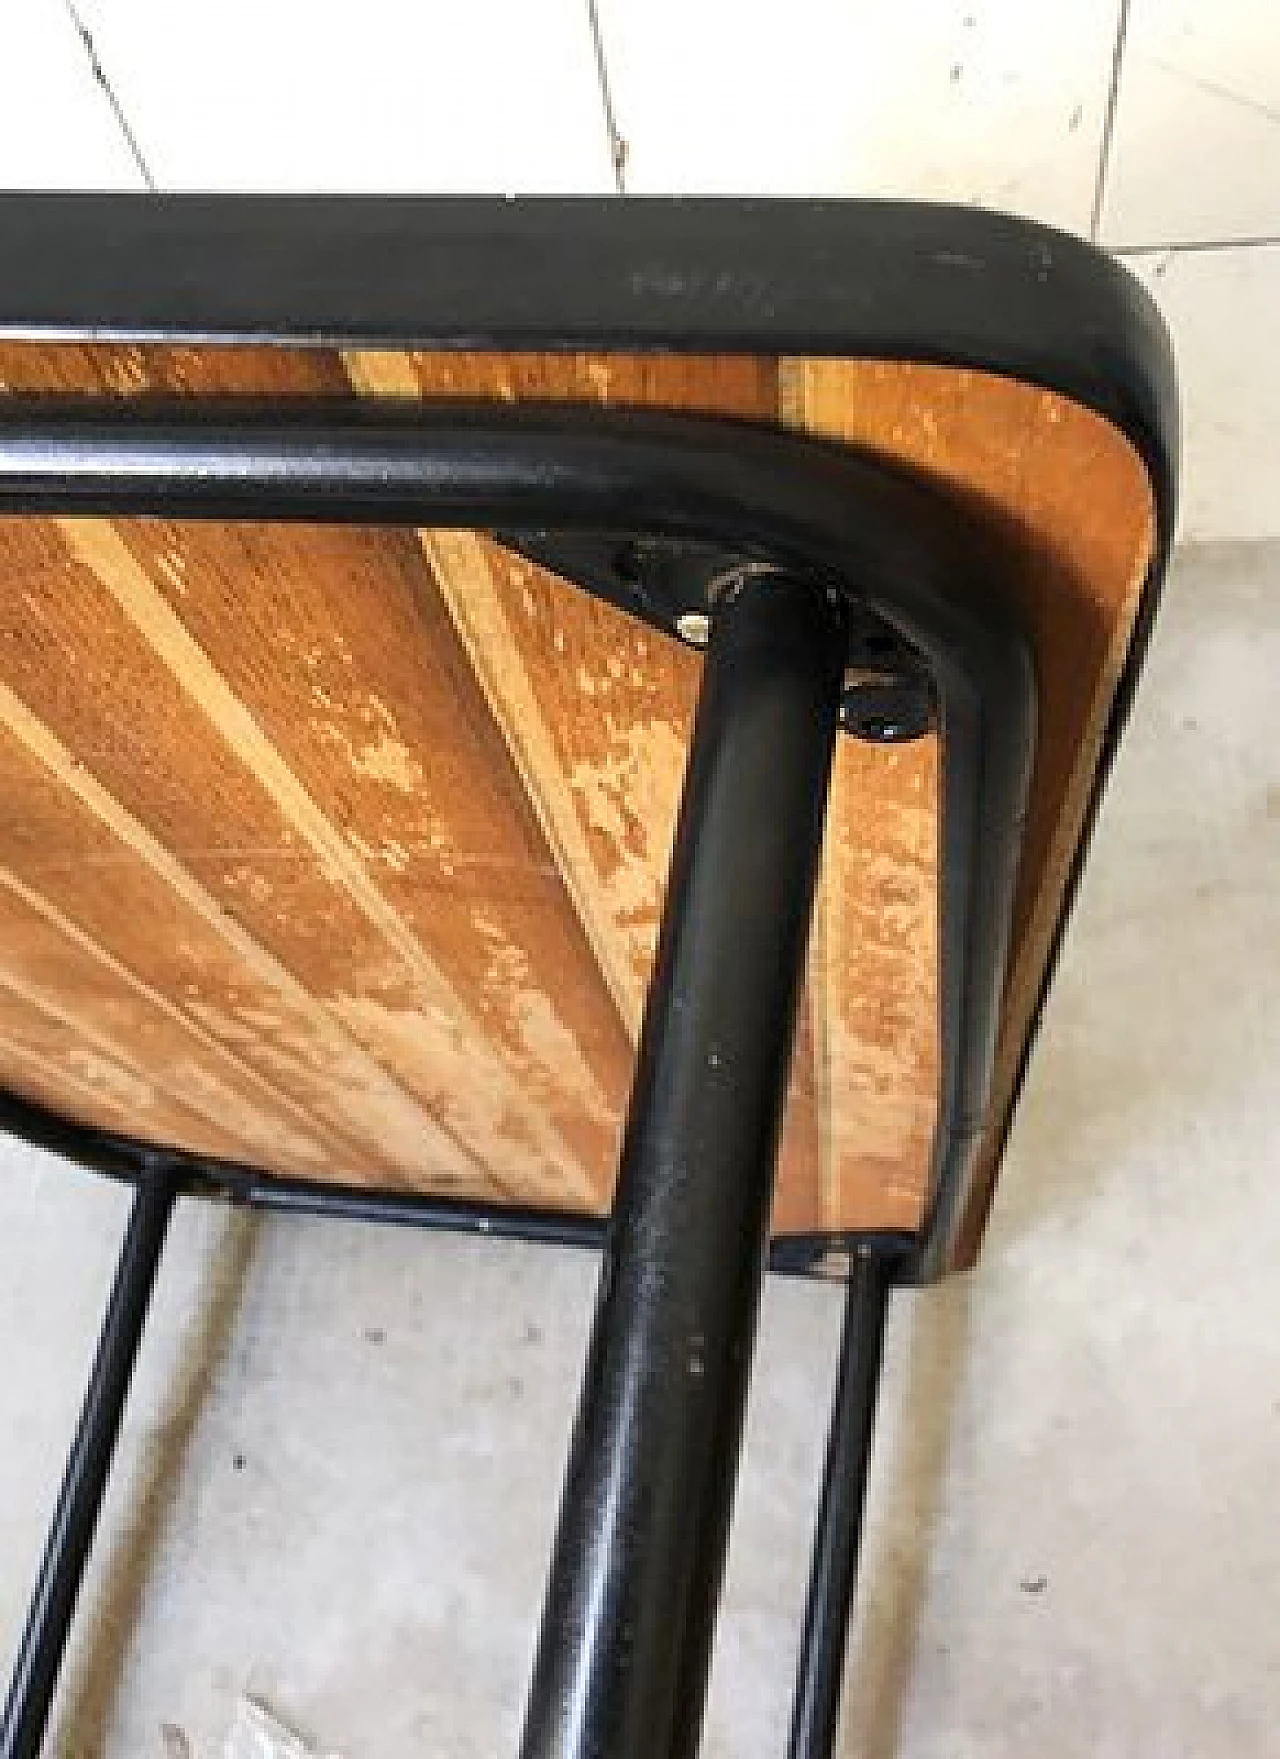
[{"x1": 0, "y1": 345, "x2": 1155, "y2": 1251}]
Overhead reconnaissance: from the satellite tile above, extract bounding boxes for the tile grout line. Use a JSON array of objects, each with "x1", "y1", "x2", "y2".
[
  {"x1": 1090, "y1": 0, "x2": 1132, "y2": 243},
  {"x1": 584, "y1": 0, "x2": 628, "y2": 195},
  {"x1": 64, "y1": 0, "x2": 157, "y2": 192},
  {"x1": 1113, "y1": 234, "x2": 1280, "y2": 257}
]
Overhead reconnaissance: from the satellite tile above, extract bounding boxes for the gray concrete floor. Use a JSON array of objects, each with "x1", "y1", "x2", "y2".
[{"x1": 2, "y1": 540, "x2": 1277, "y2": 1757}]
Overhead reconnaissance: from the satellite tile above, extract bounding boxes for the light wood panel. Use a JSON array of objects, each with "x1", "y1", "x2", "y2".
[
  {"x1": 342, "y1": 350, "x2": 825, "y2": 1231},
  {"x1": 0, "y1": 343, "x2": 1155, "y2": 1254},
  {"x1": 787, "y1": 361, "x2": 1155, "y2": 1250}
]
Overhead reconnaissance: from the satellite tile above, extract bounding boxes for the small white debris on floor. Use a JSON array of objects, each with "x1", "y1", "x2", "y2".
[{"x1": 223, "y1": 1697, "x2": 343, "y2": 1759}]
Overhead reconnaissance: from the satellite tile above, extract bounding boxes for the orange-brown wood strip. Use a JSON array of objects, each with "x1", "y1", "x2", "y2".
[
  {"x1": 341, "y1": 351, "x2": 770, "y2": 1023},
  {"x1": 0, "y1": 985, "x2": 244, "y2": 1161},
  {"x1": 345, "y1": 348, "x2": 826, "y2": 1233},
  {"x1": 0, "y1": 343, "x2": 485, "y2": 1185},
  {"x1": 13, "y1": 518, "x2": 596, "y2": 1207},
  {"x1": 0, "y1": 687, "x2": 485, "y2": 1192},
  {"x1": 0, "y1": 865, "x2": 348, "y2": 1171},
  {"x1": 0, "y1": 343, "x2": 622, "y2": 1210},
  {"x1": 811, "y1": 740, "x2": 940, "y2": 1232},
  {"x1": 0, "y1": 875, "x2": 329, "y2": 1170},
  {"x1": 790, "y1": 359, "x2": 1156, "y2": 1252},
  {"x1": 62, "y1": 515, "x2": 612, "y2": 1208}
]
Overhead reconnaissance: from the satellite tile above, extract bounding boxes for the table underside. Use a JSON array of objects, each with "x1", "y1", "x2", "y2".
[{"x1": 0, "y1": 343, "x2": 1155, "y2": 1254}]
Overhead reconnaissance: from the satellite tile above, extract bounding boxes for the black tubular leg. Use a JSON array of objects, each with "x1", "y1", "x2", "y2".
[
  {"x1": 520, "y1": 573, "x2": 848, "y2": 1759},
  {"x1": 1, "y1": 1167, "x2": 176, "y2": 1759},
  {"x1": 786, "y1": 1254, "x2": 892, "y2": 1759}
]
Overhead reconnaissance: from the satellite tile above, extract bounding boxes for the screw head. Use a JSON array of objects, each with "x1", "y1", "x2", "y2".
[{"x1": 675, "y1": 610, "x2": 711, "y2": 647}]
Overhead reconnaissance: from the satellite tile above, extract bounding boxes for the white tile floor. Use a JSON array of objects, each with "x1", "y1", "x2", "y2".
[
  {"x1": 0, "y1": 0, "x2": 143, "y2": 190},
  {"x1": 1098, "y1": 0, "x2": 1280, "y2": 247},
  {"x1": 1124, "y1": 245, "x2": 1280, "y2": 541}
]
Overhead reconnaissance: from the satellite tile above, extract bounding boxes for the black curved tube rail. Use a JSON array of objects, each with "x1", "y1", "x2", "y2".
[{"x1": 0, "y1": 398, "x2": 1037, "y2": 1281}]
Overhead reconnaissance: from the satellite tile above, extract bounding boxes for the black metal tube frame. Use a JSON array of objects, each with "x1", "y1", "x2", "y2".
[
  {"x1": 0, "y1": 1167, "x2": 175, "y2": 1759},
  {"x1": 0, "y1": 396, "x2": 1035, "y2": 1283},
  {"x1": 0, "y1": 1086, "x2": 914, "y2": 1279},
  {"x1": 787, "y1": 1255, "x2": 893, "y2": 1759},
  {"x1": 0, "y1": 393, "x2": 1034, "y2": 1759},
  {"x1": 521, "y1": 572, "x2": 848, "y2": 1759}
]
